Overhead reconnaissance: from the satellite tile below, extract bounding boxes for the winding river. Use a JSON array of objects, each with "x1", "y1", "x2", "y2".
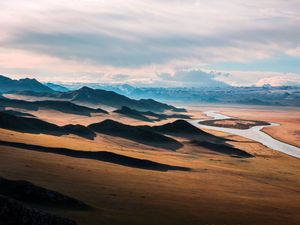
[{"x1": 189, "y1": 110, "x2": 300, "y2": 159}]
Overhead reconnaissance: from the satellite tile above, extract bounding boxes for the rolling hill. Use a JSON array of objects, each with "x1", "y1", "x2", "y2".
[
  {"x1": 113, "y1": 106, "x2": 153, "y2": 122},
  {"x1": 0, "y1": 111, "x2": 96, "y2": 139},
  {"x1": 113, "y1": 106, "x2": 191, "y2": 122},
  {"x1": 0, "y1": 98, "x2": 107, "y2": 116},
  {"x1": 88, "y1": 119, "x2": 183, "y2": 150}
]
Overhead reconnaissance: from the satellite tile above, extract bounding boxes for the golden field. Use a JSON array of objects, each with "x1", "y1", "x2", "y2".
[{"x1": 0, "y1": 105, "x2": 299, "y2": 225}]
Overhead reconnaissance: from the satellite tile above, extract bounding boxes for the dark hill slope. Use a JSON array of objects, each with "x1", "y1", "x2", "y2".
[
  {"x1": 0, "y1": 111, "x2": 63, "y2": 135},
  {"x1": 139, "y1": 120, "x2": 227, "y2": 143},
  {"x1": 114, "y1": 106, "x2": 191, "y2": 122},
  {"x1": 0, "y1": 98, "x2": 107, "y2": 116},
  {"x1": 0, "y1": 109, "x2": 36, "y2": 117},
  {"x1": 0, "y1": 177, "x2": 89, "y2": 209},
  {"x1": 88, "y1": 119, "x2": 183, "y2": 150},
  {"x1": 0, "y1": 140, "x2": 190, "y2": 171},
  {"x1": 113, "y1": 106, "x2": 153, "y2": 122},
  {"x1": 0, "y1": 195, "x2": 77, "y2": 225},
  {"x1": 151, "y1": 120, "x2": 207, "y2": 135},
  {"x1": 0, "y1": 112, "x2": 96, "y2": 140},
  {"x1": 190, "y1": 141, "x2": 254, "y2": 158},
  {"x1": 62, "y1": 124, "x2": 96, "y2": 140}
]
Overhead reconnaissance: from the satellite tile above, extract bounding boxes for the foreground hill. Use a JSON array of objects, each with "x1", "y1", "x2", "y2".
[
  {"x1": 0, "y1": 98, "x2": 107, "y2": 116},
  {"x1": 88, "y1": 119, "x2": 183, "y2": 150},
  {"x1": 0, "y1": 195, "x2": 77, "y2": 225},
  {"x1": 0, "y1": 111, "x2": 64, "y2": 135},
  {"x1": 114, "y1": 106, "x2": 191, "y2": 122},
  {"x1": 0, "y1": 112, "x2": 182, "y2": 149},
  {"x1": 113, "y1": 106, "x2": 154, "y2": 122},
  {"x1": 0, "y1": 140, "x2": 189, "y2": 171},
  {"x1": 0, "y1": 177, "x2": 89, "y2": 209},
  {"x1": 0, "y1": 75, "x2": 54, "y2": 93},
  {"x1": 140, "y1": 120, "x2": 213, "y2": 138},
  {"x1": 0, "y1": 111, "x2": 97, "y2": 140},
  {"x1": 151, "y1": 120, "x2": 207, "y2": 135}
]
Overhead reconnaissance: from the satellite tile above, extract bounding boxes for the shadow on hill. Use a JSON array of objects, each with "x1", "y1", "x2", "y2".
[
  {"x1": 114, "y1": 106, "x2": 192, "y2": 123},
  {"x1": 113, "y1": 106, "x2": 153, "y2": 122},
  {"x1": 0, "y1": 110, "x2": 36, "y2": 118},
  {"x1": 0, "y1": 111, "x2": 96, "y2": 140},
  {"x1": 88, "y1": 119, "x2": 183, "y2": 151},
  {"x1": 0, "y1": 177, "x2": 90, "y2": 210},
  {"x1": 62, "y1": 124, "x2": 96, "y2": 140},
  {"x1": 140, "y1": 120, "x2": 227, "y2": 143},
  {"x1": 0, "y1": 111, "x2": 183, "y2": 150},
  {"x1": 190, "y1": 140, "x2": 254, "y2": 158},
  {"x1": 0, "y1": 111, "x2": 65, "y2": 135},
  {"x1": 0, "y1": 140, "x2": 190, "y2": 172},
  {"x1": 0, "y1": 98, "x2": 108, "y2": 116}
]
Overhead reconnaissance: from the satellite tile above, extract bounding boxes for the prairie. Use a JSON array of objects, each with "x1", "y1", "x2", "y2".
[{"x1": 0, "y1": 105, "x2": 299, "y2": 225}]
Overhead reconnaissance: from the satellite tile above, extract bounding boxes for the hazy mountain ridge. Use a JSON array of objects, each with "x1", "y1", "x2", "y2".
[
  {"x1": 0, "y1": 75, "x2": 54, "y2": 93},
  {"x1": 49, "y1": 82, "x2": 300, "y2": 107},
  {"x1": 11, "y1": 86, "x2": 186, "y2": 112}
]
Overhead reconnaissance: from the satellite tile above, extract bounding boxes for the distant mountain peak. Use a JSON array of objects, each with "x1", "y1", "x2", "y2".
[
  {"x1": 79, "y1": 86, "x2": 93, "y2": 91},
  {"x1": 0, "y1": 75, "x2": 54, "y2": 93}
]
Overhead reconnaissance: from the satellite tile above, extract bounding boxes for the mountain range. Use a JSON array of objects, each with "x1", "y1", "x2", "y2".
[
  {"x1": 52, "y1": 82, "x2": 300, "y2": 107},
  {"x1": 0, "y1": 74, "x2": 185, "y2": 112},
  {"x1": 0, "y1": 75, "x2": 54, "y2": 93},
  {"x1": 12, "y1": 87, "x2": 186, "y2": 112}
]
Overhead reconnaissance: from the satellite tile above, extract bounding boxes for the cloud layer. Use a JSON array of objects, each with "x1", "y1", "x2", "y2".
[{"x1": 0, "y1": 0, "x2": 300, "y2": 85}]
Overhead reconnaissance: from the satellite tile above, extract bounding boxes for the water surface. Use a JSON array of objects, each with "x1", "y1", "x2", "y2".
[{"x1": 189, "y1": 110, "x2": 300, "y2": 158}]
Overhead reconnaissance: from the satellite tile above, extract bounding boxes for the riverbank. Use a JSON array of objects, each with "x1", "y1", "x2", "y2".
[
  {"x1": 189, "y1": 111, "x2": 300, "y2": 158},
  {"x1": 186, "y1": 105, "x2": 300, "y2": 148},
  {"x1": 199, "y1": 118, "x2": 270, "y2": 130}
]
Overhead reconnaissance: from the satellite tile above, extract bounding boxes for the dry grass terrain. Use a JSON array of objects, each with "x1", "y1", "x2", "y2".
[
  {"x1": 0, "y1": 105, "x2": 299, "y2": 225},
  {"x1": 218, "y1": 107, "x2": 300, "y2": 148},
  {"x1": 199, "y1": 118, "x2": 269, "y2": 129}
]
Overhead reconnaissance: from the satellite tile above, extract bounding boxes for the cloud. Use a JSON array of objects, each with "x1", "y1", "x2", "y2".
[
  {"x1": 0, "y1": 0, "x2": 300, "y2": 85},
  {"x1": 215, "y1": 70, "x2": 300, "y2": 86},
  {"x1": 156, "y1": 69, "x2": 229, "y2": 87},
  {"x1": 285, "y1": 47, "x2": 300, "y2": 57},
  {"x1": 256, "y1": 75, "x2": 300, "y2": 86}
]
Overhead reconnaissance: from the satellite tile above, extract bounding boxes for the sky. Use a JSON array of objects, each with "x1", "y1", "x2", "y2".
[{"x1": 0, "y1": 0, "x2": 300, "y2": 87}]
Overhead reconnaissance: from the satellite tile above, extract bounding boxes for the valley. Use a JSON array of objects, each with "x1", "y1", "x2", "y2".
[{"x1": 0, "y1": 75, "x2": 299, "y2": 225}]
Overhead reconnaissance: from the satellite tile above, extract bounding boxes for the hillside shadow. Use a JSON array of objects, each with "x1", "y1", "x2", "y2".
[
  {"x1": 88, "y1": 120, "x2": 184, "y2": 151},
  {"x1": 0, "y1": 111, "x2": 96, "y2": 140},
  {"x1": 190, "y1": 140, "x2": 254, "y2": 158},
  {"x1": 0, "y1": 177, "x2": 90, "y2": 210},
  {"x1": 0, "y1": 140, "x2": 190, "y2": 172},
  {"x1": 139, "y1": 120, "x2": 229, "y2": 143}
]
